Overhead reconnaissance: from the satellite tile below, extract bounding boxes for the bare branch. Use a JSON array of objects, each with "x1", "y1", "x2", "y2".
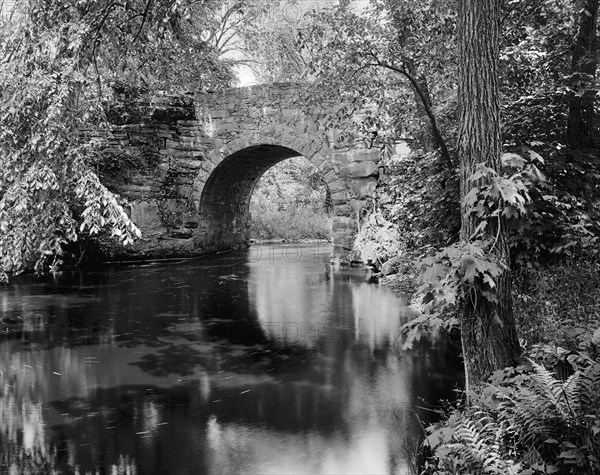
[
  {"x1": 373, "y1": 58, "x2": 454, "y2": 169},
  {"x1": 132, "y1": 0, "x2": 154, "y2": 45}
]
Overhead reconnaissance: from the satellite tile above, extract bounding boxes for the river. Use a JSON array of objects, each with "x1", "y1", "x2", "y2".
[{"x1": 0, "y1": 243, "x2": 463, "y2": 475}]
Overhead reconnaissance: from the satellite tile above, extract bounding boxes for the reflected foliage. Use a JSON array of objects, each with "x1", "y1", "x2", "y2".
[{"x1": 0, "y1": 245, "x2": 463, "y2": 473}]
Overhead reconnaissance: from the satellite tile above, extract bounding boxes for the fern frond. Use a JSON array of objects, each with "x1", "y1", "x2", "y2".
[
  {"x1": 579, "y1": 362, "x2": 600, "y2": 410},
  {"x1": 562, "y1": 370, "x2": 582, "y2": 414},
  {"x1": 451, "y1": 417, "x2": 521, "y2": 474},
  {"x1": 530, "y1": 360, "x2": 564, "y2": 408}
]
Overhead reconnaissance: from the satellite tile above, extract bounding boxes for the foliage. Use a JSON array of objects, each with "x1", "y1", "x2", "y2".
[
  {"x1": 317, "y1": 0, "x2": 598, "y2": 282},
  {"x1": 352, "y1": 207, "x2": 403, "y2": 268},
  {"x1": 0, "y1": 3, "x2": 137, "y2": 281},
  {"x1": 404, "y1": 146, "x2": 600, "y2": 469},
  {"x1": 400, "y1": 144, "x2": 599, "y2": 345},
  {"x1": 386, "y1": 152, "x2": 461, "y2": 248},
  {"x1": 293, "y1": 0, "x2": 457, "y2": 160},
  {"x1": 249, "y1": 205, "x2": 331, "y2": 241},
  {"x1": 424, "y1": 349, "x2": 600, "y2": 475},
  {"x1": 424, "y1": 410, "x2": 523, "y2": 474},
  {"x1": 500, "y1": 0, "x2": 599, "y2": 149},
  {"x1": 249, "y1": 157, "x2": 331, "y2": 241},
  {"x1": 0, "y1": 0, "x2": 235, "y2": 281},
  {"x1": 513, "y1": 258, "x2": 600, "y2": 350},
  {"x1": 405, "y1": 154, "x2": 533, "y2": 332},
  {"x1": 500, "y1": 0, "x2": 577, "y2": 146},
  {"x1": 352, "y1": 150, "x2": 460, "y2": 271},
  {"x1": 202, "y1": 1, "x2": 272, "y2": 58},
  {"x1": 237, "y1": 0, "x2": 319, "y2": 83},
  {"x1": 88, "y1": 0, "x2": 234, "y2": 94},
  {"x1": 502, "y1": 145, "x2": 600, "y2": 269}
]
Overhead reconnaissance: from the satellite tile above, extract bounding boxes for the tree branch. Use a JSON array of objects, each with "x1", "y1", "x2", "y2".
[
  {"x1": 132, "y1": 0, "x2": 154, "y2": 45},
  {"x1": 375, "y1": 59, "x2": 453, "y2": 169}
]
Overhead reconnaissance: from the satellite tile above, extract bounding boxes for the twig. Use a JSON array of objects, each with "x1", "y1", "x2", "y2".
[{"x1": 132, "y1": 0, "x2": 154, "y2": 45}]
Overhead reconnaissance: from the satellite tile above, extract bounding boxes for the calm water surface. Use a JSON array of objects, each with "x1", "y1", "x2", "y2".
[{"x1": 0, "y1": 243, "x2": 463, "y2": 475}]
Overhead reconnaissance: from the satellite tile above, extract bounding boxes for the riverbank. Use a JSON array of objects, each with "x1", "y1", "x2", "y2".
[{"x1": 378, "y1": 254, "x2": 600, "y2": 474}]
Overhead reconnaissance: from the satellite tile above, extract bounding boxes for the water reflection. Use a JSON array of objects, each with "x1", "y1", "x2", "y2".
[{"x1": 0, "y1": 244, "x2": 463, "y2": 474}]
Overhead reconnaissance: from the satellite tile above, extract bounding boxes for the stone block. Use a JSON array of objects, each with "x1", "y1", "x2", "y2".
[
  {"x1": 351, "y1": 149, "x2": 380, "y2": 162},
  {"x1": 180, "y1": 159, "x2": 203, "y2": 169},
  {"x1": 328, "y1": 179, "x2": 346, "y2": 194},
  {"x1": 330, "y1": 151, "x2": 349, "y2": 166},
  {"x1": 343, "y1": 161, "x2": 379, "y2": 178},
  {"x1": 162, "y1": 199, "x2": 184, "y2": 214},
  {"x1": 177, "y1": 120, "x2": 200, "y2": 127},
  {"x1": 311, "y1": 152, "x2": 327, "y2": 168},
  {"x1": 161, "y1": 149, "x2": 203, "y2": 159},
  {"x1": 349, "y1": 178, "x2": 378, "y2": 198},
  {"x1": 332, "y1": 222, "x2": 350, "y2": 231},
  {"x1": 263, "y1": 107, "x2": 279, "y2": 117},
  {"x1": 117, "y1": 184, "x2": 152, "y2": 194},
  {"x1": 333, "y1": 216, "x2": 354, "y2": 225},
  {"x1": 206, "y1": 150, "x2": 221, "y2": 166},
  {"x1": 177, "y1": 185, "x2": 193, "y2": 199},
  {"x1": 324, "y1": 169, "x2": 337, "y2": 183},
  {"x1": 331, "y1": 190, "x2": 348, "y2": 201},
  {"x1": 168, "y1": 228, "x2": 194, "y2": 239},
  {"x1": 209, "y1": 110, "x2": 229, "y2": 119},
  {"x1": 130, "y1": 200, "x2": 162, "y2": 228},
  {"x1": 333, "y1": 204, "x2": 353, "y2": 217}
]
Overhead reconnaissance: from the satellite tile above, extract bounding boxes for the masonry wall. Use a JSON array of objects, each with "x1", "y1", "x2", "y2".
[{"x1": 95, "y1": 84, "x2": 381, "y2": 261}]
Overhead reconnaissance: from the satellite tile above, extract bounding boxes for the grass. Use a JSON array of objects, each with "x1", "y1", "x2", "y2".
[{"x1": 249, "y1": 203, "x2": 332, "y2": 241}]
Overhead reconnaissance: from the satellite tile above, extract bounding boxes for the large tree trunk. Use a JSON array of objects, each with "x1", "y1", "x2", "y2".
[
  {"x1": 567, "y1": 0, "x2": 598, "y2": 149},
  {"x1": 457, "y1": 0, "x2": 521, "y2": 391}
]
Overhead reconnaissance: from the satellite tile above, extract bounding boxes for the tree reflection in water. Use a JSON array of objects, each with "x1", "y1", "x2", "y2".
[{"x1": 0, "y1": 244, "x2": 463, "y2": 474}]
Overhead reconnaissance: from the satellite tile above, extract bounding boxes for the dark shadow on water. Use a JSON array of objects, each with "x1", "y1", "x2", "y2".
[{"x1": 0, "y1": 244, "x2": 464, "y2": 474}]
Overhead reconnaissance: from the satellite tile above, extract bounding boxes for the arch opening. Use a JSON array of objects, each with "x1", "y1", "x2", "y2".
[
  {"x1": 249, "y1": 156, "x2": 332, "y2": 241},
  {"x1": 198, "y1": 144, "x2": 305, "y2": 252},
  {"x1": 195, "y1": 143, "x2": 362, "y2": 260}
]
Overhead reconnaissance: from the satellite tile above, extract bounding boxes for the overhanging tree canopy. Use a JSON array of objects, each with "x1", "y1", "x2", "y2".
[{"x1": 0, "y1": 0, "x2": 235, "y2": 282}]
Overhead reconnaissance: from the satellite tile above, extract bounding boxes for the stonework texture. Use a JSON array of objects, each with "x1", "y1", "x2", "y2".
[{"x1": 96, "y1": 84, "x2": 382, "y2": 261}]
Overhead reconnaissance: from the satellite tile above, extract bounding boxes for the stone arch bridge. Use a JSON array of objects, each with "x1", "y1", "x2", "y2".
[{"x1": 99, "y1": 83, "x2": 382, "y2": 261}]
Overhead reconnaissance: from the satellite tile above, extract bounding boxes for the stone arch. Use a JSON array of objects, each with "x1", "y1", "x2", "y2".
[
  {"x1": 193, "y1": 142, "x2": 352, "y2": 257},
  {"x1": 104, "y1": 84, "x2": 381, "y2": 261},
  {"x1": 191, "y1": 131, "x2": 333, "y2": 205}
]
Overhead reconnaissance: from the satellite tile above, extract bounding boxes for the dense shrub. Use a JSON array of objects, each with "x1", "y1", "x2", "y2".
[
  {"x1": 249, "y1": 157, "x2": 331, "y2": 241},
  {"x1": 514, "y1": 257, "x2": 600, "y2": 349},
  {"x1": 249, "y1": 204, "x2": 331, "y2": 241},
  {"x1": 352, "y1": 151, "x2": 460, "y2": 270},
  {"x1": 423, "y1": 349, "x2": 600, "y2": 475}
]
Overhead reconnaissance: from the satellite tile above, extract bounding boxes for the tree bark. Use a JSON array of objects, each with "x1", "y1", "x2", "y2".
[
  {"x1": 457, "y1": 0, "x2": 521, "y2": 392},
  {"x1": 566, "y1": 0, "x2": 598, "y2": 150}
]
